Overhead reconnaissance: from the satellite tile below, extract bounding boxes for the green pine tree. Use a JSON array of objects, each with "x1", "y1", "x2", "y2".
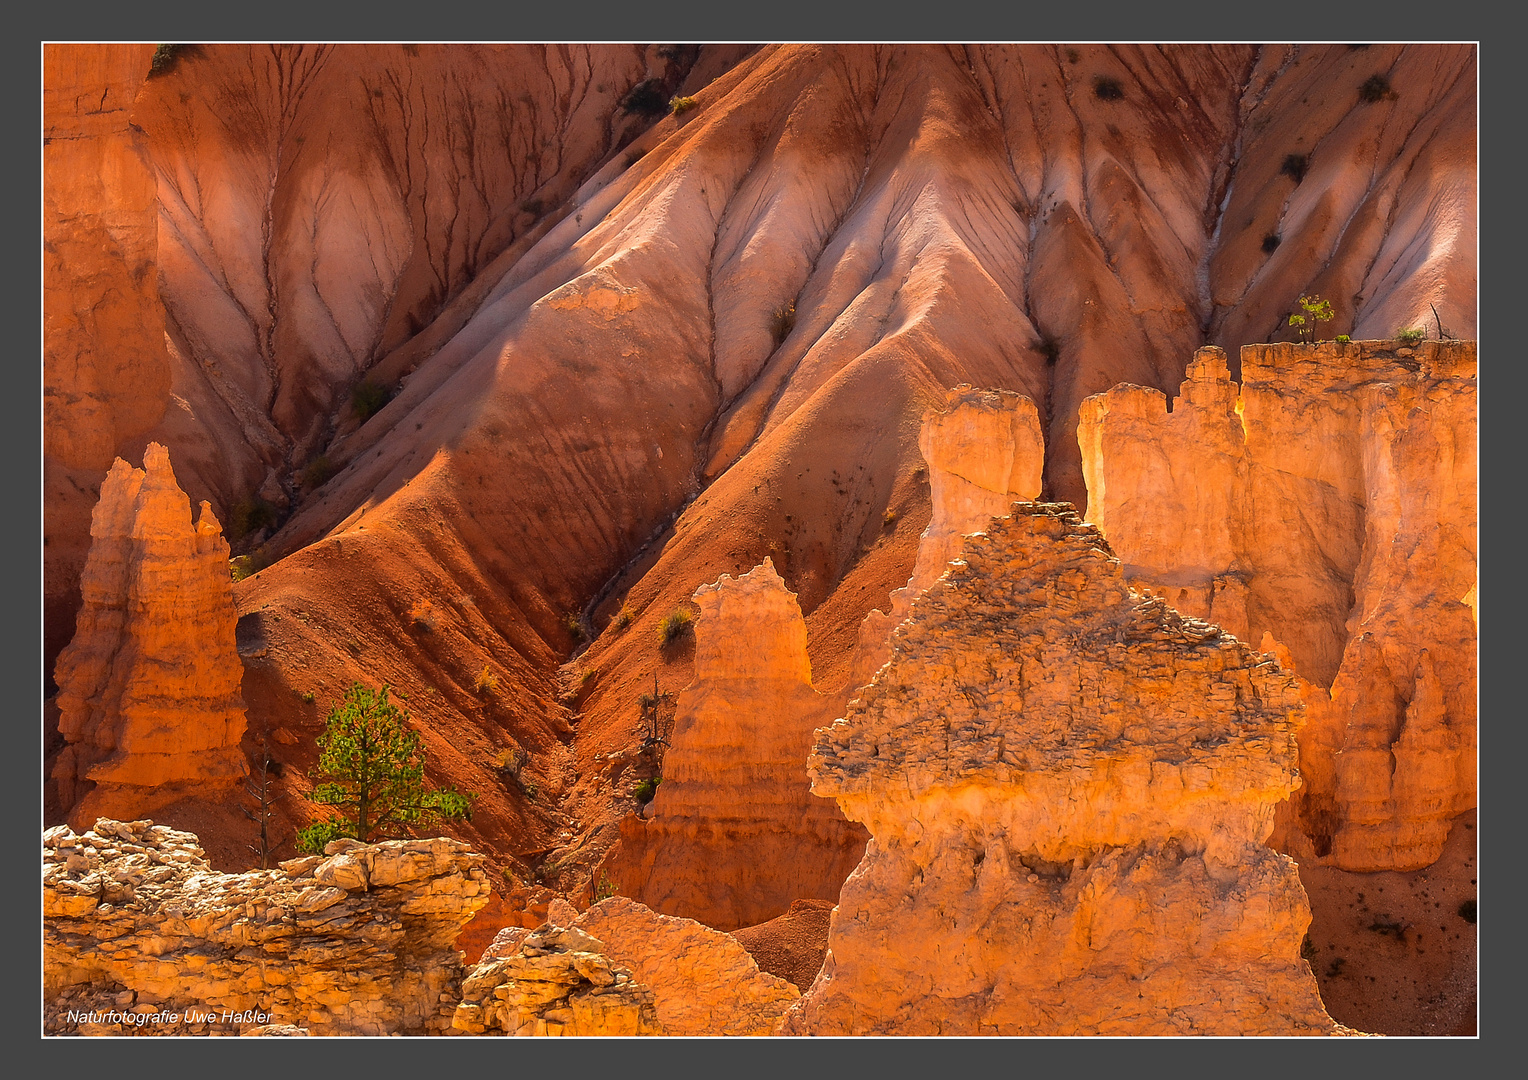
[{"x1": 295, "y1": 682, "x2": 474, "y2": 854}]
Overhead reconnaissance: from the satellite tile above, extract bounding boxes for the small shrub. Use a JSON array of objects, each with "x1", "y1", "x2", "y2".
[
  {"x1": 670, "y1": 95, "x2": 698, "y2": 116},
  {"x1": 594, "y1": 871, "x2": 619, "y2": 901},
  {"x1": 1281, "y1": 153, "x2": 1310, "y2": 182},
  {"x1": 521, "y1": 780, "x2": 539, "y2": 801},
  {"x1": 229, "y1": 496, "x2": 278, "y2": 541},
  {"x1": 351, "y1": 378, "x2": 392, "y2": 422},
  {"x1": 658, "y1": 608, "x2": 692, "y2": 646},
  {"x1": 1038, "y1": 335, "x2": 1062, "y2": 367},
  {"x1": 620, "y1": 78, "x2": 669, "y2": 116},
  {"x1": 1457, "y1": 899, "x2": 1476, "y2": 924},
  {"x1": 883, "y1": 508, "x2": 898, "y2": 527},
  {"x1": 474, "y1": 665, "x2": 499, "y2": 696},
  {"x1": 564, "y1": 613, "x2": 586, "y2": 644},
  {"x1": 229, "y1": 550, "x2": 271, "y2": 582},
  {"x1": 149, "y1": 44, "x2": 193, "y2": 77},
  {"x1": 300, "y1": 455, "x2": 336, "y2": 490},
  {"x1": 1336, "y1": 334, "x2": 1352, "y2": 344},
  {"x1": 1288, "y1": 294, "x2": 1334, "y2": 343},
  {"x1": 408, "y1": 600, "x2": 438, "y2": 632},
  {"x1": 1093, "y1": 76, "x2": 1124, "y2": 101},
  {"x1": 770, "y1": 299, "x2": 797, "y2": 345},
  {"x1": 613, "y1": 604, "x2": 635, "y2": 631},
  {"x1": 1262, "y1": 233, "x2": 1282, "y2": 254},
  {"x1": 633, "y1": 777, "x2": 662, "y2": 804},
  {"x1": 1395, "y1": 327, "x2": 1426, "y2": 346},
  {"x1": 1358, "y1": 74, "x2": 1394, "y2": 104}
]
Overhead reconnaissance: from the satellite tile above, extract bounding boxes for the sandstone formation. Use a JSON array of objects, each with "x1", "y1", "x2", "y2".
[
  {"x1": 52, "y1": 443, "x2": 249, "y2": 829},
  {"x1": 605, "y1": 559, "x2": 867, "y2": 930},
  {"x1": 453, "y1": 919, "x2": 663, "y2": 1036},
  {"x1": 44, "y1": 820, "x2": 491, "y2": 1036},
  {"x1": 1078, "y1": 340, "x2": 1476, "y2": 871},
  {"x1": 573, "y1": 896, "x2": 800, "y2": 1035},
  {"x1": 784, "y1": 503, "x2": 1339, "y2": 1036},
  {"x1": 43, "y1": 44, "x2": 167, "y2": 678},
  {"x1": 852, "y1": 385, "x2": 1043, "y2": 688}
]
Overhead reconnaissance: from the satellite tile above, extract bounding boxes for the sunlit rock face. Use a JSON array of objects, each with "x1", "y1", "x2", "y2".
[
  {"x1": 1079, "y1": 340, "x2": 1476, "y2": 871},
  {"x1": 53, "y1": 443, "x2": 249, "y2": 829},
  {"x1": 784, "y1": 503, "x2": 1340, "y2": 1036},
  {"x1": 608, "y1": 559, "x2": 867, "y2": 931}
]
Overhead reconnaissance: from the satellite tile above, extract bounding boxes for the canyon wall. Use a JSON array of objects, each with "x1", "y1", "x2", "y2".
[
  {"x1": 52, "y1": 443, "x2": 249, "y2": 829},
  {"x1": 1078, "y1": 340, "x2": 1476, "y2": 871},
  {"x1": 606, "y1": 559, "x2": 867, "y2": 930},
  {"x1": 44, "y1": 821, "x2": 491, "y2": 1036},
  {"x1": 784, "y1": 503, "x2": 1339, "y2": 1036}
]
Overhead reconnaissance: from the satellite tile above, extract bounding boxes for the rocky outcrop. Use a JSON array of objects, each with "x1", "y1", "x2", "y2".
[
  {"x1": 44, "y1": 820, "x2": 491, "y2": 1036},
  {"x1": 573, "y1": 896, "x2": 799, "y2": 1035},
  {"x1": 1078, "y1": 340, "x2": 1476, "y2": 870},
  {"x1": 453, "y1": 919, "x2": 663, "y2": 1036},
  {"x1": 52, "y1": 444, "x2": 249, "y2": 828},
  {"x1": 784, "y1": 503, "x2": 1340, "y2": 1036},
  {"x1": 606, "y1": 559, "x2": 867, "y2": 930},
  {"x1": 852, "y1": 385, "x2": 1043, "y2": 688}
]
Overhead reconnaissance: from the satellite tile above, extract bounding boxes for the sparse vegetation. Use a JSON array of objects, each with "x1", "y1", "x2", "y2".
[
  {"x1": 351, "y1": 378, "x2": 392, "y2": 422},
  {"x1": 300, "y1": 455, "x2": 336, "y2": 491},
  {"x1": 883, "y1": 508, "x2": 898, "y2": 527},
  {"x1": 474, "y1": 665, "x2": 499, "y2": 696},
  {"x1": 1358, "y1": 74, "x2": 1395, "y2": 103},
  {"x1": 633, "y1": 777, "x2": 662, "y2": 804},
  {"x1": 613, "y1": 604, "x2": 635, "y2": 631},
  {"x1": 1262, "y1": 233, "x2": 1282, "y2": 254},
  {"x1": 294, "y1": 682, "x2": 474, "y2": 853},
  {"x1": 670, "y1": 95, "x2": 698, "y2": 116},
  {"x1": 1288, "y1": 294, "x2": 1334, "y2": 343},
  {"x1": 149, "y1": 44, "x2": 193, "y2": 77},
  {"x1": 770, "y1": 299, "x2": 797, "y2": 346},
  {"x1": 1336, "y1": 335, "x2": 1352, "y2": 344},
  {"x1": 1457, "y1": 899, "x2": 1476, "y2": 923},
  {"x1": 229, "y1": 496, "x2": 278, "y2": 541},
  {"x1": 1093, "y1": 76, "x2": 1124, "y2": 101},
  {"x1": 658, "y1": 608, "x2": 692, "y2": 646},
  {"x1": 229, "y1": 551, "x2": 271, "y2": 582},
  {"x1": 620, "y1": 78, "x2": 669, "y2": 117},
  {"x1": 594, "y1": 871, "x2": 619, "y2": 901},
  {"x1": 301, "y1": 690, "x2": 316, "y2": 704},
  {"x1": 564, "y1": 612, "x2": 586, "y2": 644},
  {"x1": 1038, "y1": 335, "x2": 1062, "y2": 367},
  {"x1": 408, "y1": 600, "x2": 438, "y2": 632},
  {"x1": 1395, "y1": 327, "x2": 1426, "y2": 347},
  {"x1": 1281, "y1": 153, "x2": 1310, "y2": 182}
]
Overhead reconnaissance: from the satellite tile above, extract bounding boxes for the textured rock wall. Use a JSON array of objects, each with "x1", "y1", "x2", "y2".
[
  {"x1": 44, "y1": 820, "x2": 491, "y2": 1036},
  {"x1": 1078, "y1": 340, "x2": 1476, "y2": 870},
  {"x1": 52, "y1": 443, "x2": 249, "y2": 828},
  {"x1": 784, "y1": 504, "x2": 1339, "y2": 1036},
  {"x1": 607, "y1": 559, "x2": 867, "y2": 930}
]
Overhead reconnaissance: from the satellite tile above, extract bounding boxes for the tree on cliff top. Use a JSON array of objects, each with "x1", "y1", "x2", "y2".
[{"x1": 295, "y1": 682, "x2": 473, "y2": 854}]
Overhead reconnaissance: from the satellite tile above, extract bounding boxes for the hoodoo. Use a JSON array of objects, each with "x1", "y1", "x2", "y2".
[
  {"x1": 52, "y1": 444, "x2": 249, "y2": 829},
  {"x1": 1079, "y1": 341, "x2": 1476, "y2": 871},
  {"x1": 785, "y1": 503, "x2": 1340, "y2": 1036},
  {"x1": 606, "y1": 559, "x2": 867, "y2": 930}
]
